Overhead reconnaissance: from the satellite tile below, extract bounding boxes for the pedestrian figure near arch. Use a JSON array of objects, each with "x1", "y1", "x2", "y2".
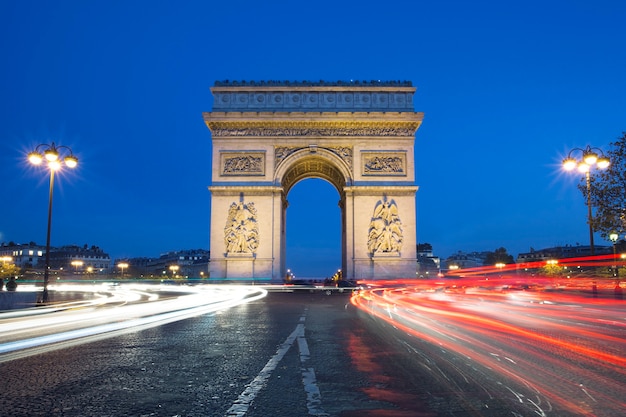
[{"x1": 204, "y1": 80, "x2": 424, "y2": 281}]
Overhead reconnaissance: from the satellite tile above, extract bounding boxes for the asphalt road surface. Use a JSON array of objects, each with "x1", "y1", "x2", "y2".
[{"x1": 1, "y1": 287, "x2": 624, "y2": 416}]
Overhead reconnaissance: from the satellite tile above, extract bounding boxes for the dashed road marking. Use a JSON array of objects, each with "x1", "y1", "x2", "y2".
[{"x1": 226, "y1": 312, "x2": 326, "y2": 416}]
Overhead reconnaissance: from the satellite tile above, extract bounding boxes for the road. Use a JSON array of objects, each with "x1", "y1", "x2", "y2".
[
  {"x1": 352, "y1": 279, "x2": 626, "y2": 417},
  {"x1": 1, "y1": 281, "x2": 625, "y2": 416}
]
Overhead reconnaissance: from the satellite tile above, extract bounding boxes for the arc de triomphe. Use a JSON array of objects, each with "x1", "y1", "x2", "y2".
[{"x1": 203, "y1": 81, "x2": 423, "y2": 282}]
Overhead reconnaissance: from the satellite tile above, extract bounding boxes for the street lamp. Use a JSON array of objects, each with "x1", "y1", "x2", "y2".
[
  {"x1": 562, "y1": 145, "x2": 610, "y2": 255},
  {"x1": 28, "y1": 142, "x2": 78, "y2": 303},
  {"x1": 169, "y1": 265, "x2": 179, "y2": 278},
  {"x1": 495, "y1": 262, "x2": 505, "y2": 277},
  {"x1": 609, "y1": 231, "x2": 619, "y2": 277},
  {"x1": 118, "y1": 262, "x2": 129, "y2": 278},
  {"x1": 71, "y1": 260, "x2": 83, "y2": 273}
]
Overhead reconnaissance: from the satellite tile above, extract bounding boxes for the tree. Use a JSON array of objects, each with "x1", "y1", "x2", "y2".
[
  {"x1": 585, "y1": 132, "x2": 626, "y2": 238},
  {"x1": 1, "y1": 263, "x2": 20, "y2": 279},
  {"x1": 416, "y1": 242, "x2": 433, "y2": 252},
  {"x1": 483, "y1": 247, "x2": 515, "y2": 266}
]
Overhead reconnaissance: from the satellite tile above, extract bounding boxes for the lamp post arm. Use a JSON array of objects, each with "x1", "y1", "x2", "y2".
[{"x1": 566, "y1": 145, "x2": 608, "y2": 160}]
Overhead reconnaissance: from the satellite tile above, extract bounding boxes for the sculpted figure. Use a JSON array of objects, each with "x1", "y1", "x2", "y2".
[
  {"x1": 368, "y1": 199, "x2": 403, "y2": 254},
  {"x1": 224, "y1": 202, "x2": 259, "y2": 254}
]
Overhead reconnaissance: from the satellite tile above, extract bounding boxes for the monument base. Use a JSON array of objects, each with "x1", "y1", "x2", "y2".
[{"x1": 354, "y1": 257, "x2": 417, "y2": 280}]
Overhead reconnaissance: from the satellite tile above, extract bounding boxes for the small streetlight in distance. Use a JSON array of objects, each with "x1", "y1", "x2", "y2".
[
  {"x1": 28, "y1": 142, "x2": 78, "y2": 303},
  {"x1": 0, "y1": 256, "x2": 12, "y2": 265},
  {"x1": 169, "y1": 265, "x2": 179, "y2": 278},
  {"x1": 609, "y1": 231, "x2": 619, "y2": 277},
  {"x1": 562, "y1": 145, "x2": 610, "y2": 255},
  {"x1": 71, "y1": 260, "x2": 83, "y2": 273},
  {"x1": 118, "y1": 262, "x2": 129, "y2": 278}
]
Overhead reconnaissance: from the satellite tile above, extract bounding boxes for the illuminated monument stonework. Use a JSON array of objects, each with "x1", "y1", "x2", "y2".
[{"x1": 204, "y1": 80, "x2": 424, "y2": 281}]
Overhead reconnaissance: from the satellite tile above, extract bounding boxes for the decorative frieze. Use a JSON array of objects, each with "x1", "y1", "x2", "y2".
[
  {"x1": 220, "y1": 151, "x2": 265, "y2": 176},
  {"x1": 361, "y1": 151, "x2": 406, "y2": 176},
  {"x1": 208, "y1": 121, "x2": 419, "y2": 137}
]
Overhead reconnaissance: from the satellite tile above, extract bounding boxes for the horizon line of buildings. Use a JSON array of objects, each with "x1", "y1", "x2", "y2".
[
  {"x1": 0, "y1": 242, "x2": 209, "y2": 278},
  {"x1": 1, "y1": 241, "x2": 616, "y2": 279}
]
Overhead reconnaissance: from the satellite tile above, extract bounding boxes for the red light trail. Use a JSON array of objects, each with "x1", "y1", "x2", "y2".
[{"x1": 351, "y1": 275, "x2": 626, "y2": 416}]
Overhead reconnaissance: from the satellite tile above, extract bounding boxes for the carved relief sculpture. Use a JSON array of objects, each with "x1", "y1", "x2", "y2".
[
  {"x1": 274, "y1": 146, "x2": 353, "y2": 172},
  {"x1": 275, "y1": 146, "x2": 300, "y2": 168},
  {"x1": 368, "y1": 199, "x2": 403, "y2": 255},
  {"x1": 211, "y1": 125, "x2": 418, "y2": 137},
  {"x1": 362, "y1": 151, "x2": 406, "y2": 176},
  {"x1": 221, "y1": 152, "x2": 265, "y2": 176},
  {"x1": 224, "y1": 202, "x2": 259, "y2": 254},
  {"x1": 328, "y1": 146, "x2": 353, "y2": 168}
]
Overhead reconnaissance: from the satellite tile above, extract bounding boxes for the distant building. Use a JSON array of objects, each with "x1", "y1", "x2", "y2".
[
  {"x1": 0, "y1": 242, "x2": 46, "y2": 268},
  {"x1": 118, "y1": 249, "x2": 210, "y2": 278},
  {"x1": 48, "y1": 244, "x2": 112, "y2": 273},
  {"x1": 516, "y1": 244, "x2": 612, "y2": 264},
  {"x1": 444, "y1": 251, "x2": 489, "y2": 270},
  {"x1": 416, "y1": 243, "x2": 440, "y2": 277},
  {"x1": 0, "y1": 242, "x2": 112, "y2": 274}
]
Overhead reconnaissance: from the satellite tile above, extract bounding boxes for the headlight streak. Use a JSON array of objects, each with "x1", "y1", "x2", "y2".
[
  {"x1": 0, "y1": 285, "x2": 267, "y2": 362},
  {"x1": 351, "y1": 279, "x2": 626, "y2": 416}
]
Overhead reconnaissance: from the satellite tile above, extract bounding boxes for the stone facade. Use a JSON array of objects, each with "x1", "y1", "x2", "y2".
[{"x1": 204, "y1": 81, "x2": 424, "y2": 281}]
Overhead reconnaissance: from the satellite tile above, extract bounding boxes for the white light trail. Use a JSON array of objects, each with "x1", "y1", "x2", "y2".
[{"x1": 0, "y1": 284, "x2": 267, "y2": 362}]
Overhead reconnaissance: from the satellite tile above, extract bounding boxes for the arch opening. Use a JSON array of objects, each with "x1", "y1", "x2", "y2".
[
  {"x1": 285, "y1": 178, "x2": 342, "y2": 279},
  {"x1": 279, "y1": 155, "x2": 348, "y2": 196},
  {"x1": 278, "y1": 153, "x2": 348, "y2": 281}
]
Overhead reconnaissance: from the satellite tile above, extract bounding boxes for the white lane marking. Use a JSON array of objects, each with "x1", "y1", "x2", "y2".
[
  {"x1": 226, "y1": 320, "x2": 304, "y2": 416},
  {"x1": 226, "y1": 310, "x2": 327, "y2": 416},
  {"x1": 297, "y1": 334, "x2": 327, "y2": 416}
]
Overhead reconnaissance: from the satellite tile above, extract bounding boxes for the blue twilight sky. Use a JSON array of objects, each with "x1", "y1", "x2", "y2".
[{"x1": 1, "y1": 1, "x2": 625, "y2": 278}]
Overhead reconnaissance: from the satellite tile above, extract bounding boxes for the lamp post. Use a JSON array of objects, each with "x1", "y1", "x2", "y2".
[
  {"x1": 28, "y1": 142, "x2": 78, "y2": 303},
  {"x1": 169, "y1": 265, "x2": 179, "y2": 278},
  {"x1": 71, "y1": 260, "x2": 84, "y2": 273},
  {"x1": 118, "y1": 262, "x2": 129, "y2": 278},
  {"x1": 562, "y1": 145, "x2": 610, "y2": 255},
  {"x1": 609, "y1": 231, "x2": 619, "y2": 277}
]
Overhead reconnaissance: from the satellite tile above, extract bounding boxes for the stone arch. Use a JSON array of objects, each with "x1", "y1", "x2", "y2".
[
  {"x1": 204, "y1": 80, "x2": 423, "y2": 282},
  {"x1": 275, "y1": 147, "x2": 352, "y2": 195}
]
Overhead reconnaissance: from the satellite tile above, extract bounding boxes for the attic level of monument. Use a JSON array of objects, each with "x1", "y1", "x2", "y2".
[
  {"x1": 204, "y1": 80, "x2": 423, "y2": 281},
  {"x1": 210, "y1": 80, "x2": 417, "y2": 113}
]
